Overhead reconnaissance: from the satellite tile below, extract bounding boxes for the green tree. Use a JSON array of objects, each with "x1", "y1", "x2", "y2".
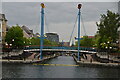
[
  {"x1": 30, "y1": 37, "x2": 40, "y2": 45},
  {"x1": 75, "y1": 36, "x2": 94, "y2": 47},
  {"x1": 96, "y1": 10, "x2": 120, "y2": 50},
  {"x1": 5, "y1": 25, "x2": 24, "y2": 48},
  {"x1": 96, "y1": 10, "x2": 120, "y2": 42},
  {"x1": 27, "y1": 37, "x2": 59, "y2": 47},
  {"x1": 23, "y1": 37, "x2": 31, "y2": 46}
]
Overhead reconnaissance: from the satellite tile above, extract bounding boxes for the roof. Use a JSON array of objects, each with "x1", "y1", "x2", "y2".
[
  {"x1": 88, "y1": 36, "x2": 94, "y2": 38},
  {"x1": 45, "y1": 33, "x2": 58, "y2": 35},
  {"x1": 0, "y1": 13, "x2": 7, "y2": 21},
  {"x1": 21, "y1": 25, "x2": 33, "y2": 34}
]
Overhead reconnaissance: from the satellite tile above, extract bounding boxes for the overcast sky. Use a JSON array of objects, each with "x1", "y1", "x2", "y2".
[{"x1": 2, "y1": 2, "x2": 118, "y2": 42}]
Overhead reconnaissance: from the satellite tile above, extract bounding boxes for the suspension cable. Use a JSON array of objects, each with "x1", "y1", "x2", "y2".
[
  {"x1": 81, "y1": 13, "x2": 87, "y2": 36},
  {"x1": 44, "y1": 14, "x2": 50, "y2": 33},
  {"x1": 69, "y1": 14, "x2": 78, "y2": 45}
]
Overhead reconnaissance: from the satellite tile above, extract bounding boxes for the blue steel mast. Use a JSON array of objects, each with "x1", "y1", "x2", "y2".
[
  {"x1": 77, "y1": 4, "x2": 82, "y2": 61},
  {"x1": 40, "y1": 3, "x2": 45, "y2": 59}
]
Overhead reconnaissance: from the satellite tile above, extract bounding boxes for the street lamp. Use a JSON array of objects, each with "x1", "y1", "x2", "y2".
[
  {"x1": 109, "y1": 47, "x2": 112, "y2": 49},
  {"x1": 107, "y1": 41, "x2": 111, "y2": 62},
  {"x1": 9, "y1": 44, "x2": 12, "y2": 46},
  {"x1": 116, "y1": 41, "x2": 119, "y2": 44},
  {"x1": 5, "y1": 43, "x2": 10, "y2": 61},
  {"x1": 107, "y1": 41, "x2": 110, "y2": 44},
  {"x1": 5, "y1": 43, "x2": 8, "y2": 46},
  {"x1": 11, "y1": 39, "x2": 14, "y2": 49},
  {"x1": 12, "y1": 39, "x2": 14, "y2": 42},
  {"x1": 105, "y1": 46, "x2": 108, "y2": 49}
]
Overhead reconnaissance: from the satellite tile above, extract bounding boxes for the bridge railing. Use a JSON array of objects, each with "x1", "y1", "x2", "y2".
[{"x1": 24, "y1": 46, "x2": 97, "y2": 51}]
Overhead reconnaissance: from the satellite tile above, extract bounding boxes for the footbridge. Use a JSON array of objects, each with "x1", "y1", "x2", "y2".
[{"x1": 24, "y1": 46, "x2": 97, "y2": 54}]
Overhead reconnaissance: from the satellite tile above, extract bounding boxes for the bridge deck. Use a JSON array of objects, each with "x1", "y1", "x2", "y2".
[{"x1": 24, "y1": 49, "x2": 97, "y2": 54}]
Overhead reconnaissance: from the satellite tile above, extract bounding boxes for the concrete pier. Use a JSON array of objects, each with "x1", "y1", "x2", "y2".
[
  {"x1": 73, "y1": 55, "x2": 120, "y2": 68},
  {"x1": 1, "y1": 55, "x2": 58, "y2": 64}
]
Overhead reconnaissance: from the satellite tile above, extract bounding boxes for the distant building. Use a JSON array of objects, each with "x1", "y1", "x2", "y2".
[
  {"x1": 0, "y1": 13, "x2": 7, "y2": 45},
  {"x1": 59, "y1": 41, "x2": 70, "y2": 47},
  {"x1": 45, "y1": 33, "x2": 59, "y2": 43},
  {"x1": 88, "y1": 36, "x2": 94, "y2": 38},
  {"x1": 77, "y1": 36, "x2": 94, "y2": 40},
  {"x1": 0, "y1": 20, "x2": 2, "y2": 42},
  {"x1": 21, "y1": 25, "x2": 34, "y2": 38},
  {"x1": 0, "y1": 20, "x2": 2, "y2": 50},
  {"x1": 63, "y1": 42, "x2": 70, "y2": 47}
]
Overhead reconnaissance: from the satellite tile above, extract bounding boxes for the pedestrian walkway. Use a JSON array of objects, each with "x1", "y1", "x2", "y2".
[
  {"x1": 1, "y1": 55, "x2": 58, "y2": 64},
  {"x1": 73, "y1": 55, "x2": 120, "y2": 68}
]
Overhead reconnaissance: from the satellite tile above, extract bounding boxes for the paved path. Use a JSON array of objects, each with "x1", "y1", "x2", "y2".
[
  {"x1": 73, "y1": 55, "x2": 120, "y2": 67},
  {"x1": 0, "y1": 55, "x2": 57, "y2": 63},
  {"x1": 1, "y1": 50, "x2": 23, "y2": 58}
]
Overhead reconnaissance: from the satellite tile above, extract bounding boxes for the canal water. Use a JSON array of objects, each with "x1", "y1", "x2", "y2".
[{"x1": 2, "y1": 56, "x2": 120, "y2": 78}]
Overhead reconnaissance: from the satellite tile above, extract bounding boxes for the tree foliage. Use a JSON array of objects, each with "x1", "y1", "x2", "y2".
[
  {"x1": 96, "y1": 10, "x2": 120, "y2": 51},
  {"x1": 25, "y1": 37, "x2": 59, "y2": 46},
  {"x1": 75, "y1": 36, "x2": 94, "y2": 47},
  {"x1": 5, "y1": 25, "x2": 24, "y2": 48},
  {"x1": 96, "y1": 10, "x2": 120, "y2": 42}
]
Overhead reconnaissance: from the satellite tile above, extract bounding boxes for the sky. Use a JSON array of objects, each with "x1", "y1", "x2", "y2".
[{"x1": 2, "y1": 2, "x2": 118, "y2": 42}]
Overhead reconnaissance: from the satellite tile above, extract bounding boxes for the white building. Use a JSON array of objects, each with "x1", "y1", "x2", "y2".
[
  {"x1": 0, "y1": 20, "x2": 2, "y2": 42},
  {"x1": 21, "y1": 25, "x2": 34, "y2": 38},
  {"x1": 0, "y1": 16, "x2": 2, "y2": 54}
]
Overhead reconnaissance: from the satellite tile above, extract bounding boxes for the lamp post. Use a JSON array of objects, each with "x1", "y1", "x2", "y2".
[
  {"x1": 77, "y1": 4, "x2": 82, "y2": 61},
  {"x1": 12, "y1": 39, "x2": 14, "y2": 49},
  {"x1": 107, "y1": 41, "x2": 111, "y2": 62},
  {"x1": 5, "y1": 43, "x2": 10, "y2": 61}
]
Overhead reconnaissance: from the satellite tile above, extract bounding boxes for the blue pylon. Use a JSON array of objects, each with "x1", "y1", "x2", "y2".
[
  {"x1": 77, "y1": 4, "x2": 82, "y2": 61},
  {"x1": 40, "y1": 3, "x2": 45, "y2": 59}
]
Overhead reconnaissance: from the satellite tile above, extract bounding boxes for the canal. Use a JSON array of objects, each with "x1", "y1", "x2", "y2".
[{"x1": 2, "y1": 56, "x2": 120, "y2": 78}]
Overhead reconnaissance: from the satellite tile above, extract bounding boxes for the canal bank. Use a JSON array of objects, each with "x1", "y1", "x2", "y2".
[
  {"x1": 73, "y1": 55, "x2": 120, "y2": 68},
  {"x1": 1, "y1": 55, "x2": 59, "y2": 64}
]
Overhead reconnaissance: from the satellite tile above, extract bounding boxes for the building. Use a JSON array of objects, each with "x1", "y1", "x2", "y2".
[
  {"x1": 0, "y1": 20, "x2": 2, "y2": 42},
  {"x1": 0, "y1": 14, "x2": 7, "y2": 45},
  {"x1": 63, "y1": 42, "x2": 70, "y2": 47},
  {"x1": 45, "y1": 33, "x2": 59, "y2": 43},
  {"x1": 88, "y1": 36, "x2": 94, "y2": 38},
  {"x1": 21, "y1": 25, "x2": 34, "y2": 38},
  {"x1": 59, "y1": 41, "x2": 70, "y2": 47},
  {"x1": 0, "y1": 19, "x2": 2, "y2": 52}
]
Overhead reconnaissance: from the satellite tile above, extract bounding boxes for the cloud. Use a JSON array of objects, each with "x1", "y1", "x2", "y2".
[{"x1": 2, "y1": 2, "x2": 118, "y2": 41}]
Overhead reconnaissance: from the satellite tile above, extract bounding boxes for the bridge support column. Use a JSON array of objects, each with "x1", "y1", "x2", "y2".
[
  {"x1": 40, "y1": 3, "x2": 45, "y2": 59},
  {"x1": 77, "y1": 4, "x2": 82, "y2": 61}
]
